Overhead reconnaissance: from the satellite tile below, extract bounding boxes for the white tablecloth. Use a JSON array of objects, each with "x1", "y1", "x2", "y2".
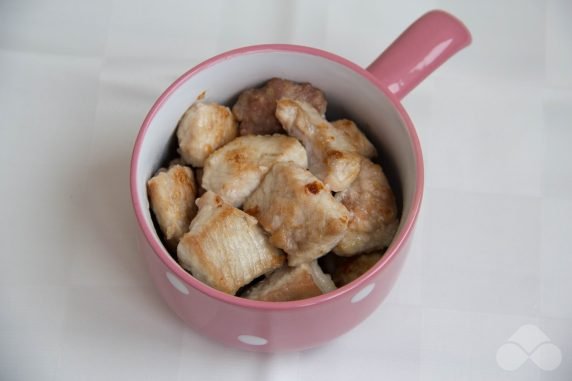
[{"x1": 1, "y1": 1, "x2": 571, "y2": 380}]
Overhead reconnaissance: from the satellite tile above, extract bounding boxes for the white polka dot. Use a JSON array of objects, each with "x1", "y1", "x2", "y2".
[
  {"x1": 238, "y1": 335, "x2": 268, "y2": 346},
  {"x1": 166, "y1": 272, "x2": 189, "y2": 295},
  {"x1": 351, "y1": 283, "x2": 375, "y2": 303}
]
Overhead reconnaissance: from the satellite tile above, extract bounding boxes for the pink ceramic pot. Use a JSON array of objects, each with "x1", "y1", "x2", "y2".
[{"x1": 130, "y1": 10, "x2": 471, "y2": 352}]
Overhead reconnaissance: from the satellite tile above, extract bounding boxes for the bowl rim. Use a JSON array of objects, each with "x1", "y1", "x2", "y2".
[{"x1": 130, "y1": 44, "x2": 424, "y2": 311}]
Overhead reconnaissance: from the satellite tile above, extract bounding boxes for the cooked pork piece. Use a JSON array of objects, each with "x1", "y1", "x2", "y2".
[
  {"x1": 177, "y1": 102, "x2": 237, "y2": 167},
  {"x1": 331, "y1": 119, "x2": 377, "y2": 159},
  {"x1": 332, "y1": 252, "x2": 383, "y2": 287},
  {"x1": 177, "y1": 191, "x2": 285, "y2": 295},
  {"x1": 334, "y1": 158, "x2": 399, "y2": 256},
  {"x1": 243, "y1": 261, "x2": 336, "y2": 302},
  {"x1": 147, "y1": 164, "x2": 197, "y2": 248},
  {"x1": 202, "y1": 134, "x2": 308, "y2": 207},
  {"x1": 243, "y1": 162, "x2": 349, "y2": 266},
  {"x1": 276, "y1": 99, "x2": 375, "y2": 192},
  {"x1": 232, "y1": 78, "x2": 327, "y2": 136}
]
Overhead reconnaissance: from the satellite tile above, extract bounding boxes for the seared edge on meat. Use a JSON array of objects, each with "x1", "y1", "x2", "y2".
[
  {"x1": 202, "y1": 134, "x2": 307, "y2": 207},
  {"x1": 177, "y1": 102, "x2": 237, "y2": 167},
  {"x1": 177, "y1": 191, "x2": 285, "y2": 294},
  {"x1": 147, "y1": 164, "x2": 197, "y2": 249},
  {"x1": 244, "y1": 162, "x2": 349, "y2": 266},
  {"x1": 233, "y1": 78, "x2": 327, "y2": 136},
  {"x1": 243, "y1": 261, "x2": 336, "y2": 301},
  {"x1": 276, "y1": 99, "x2": 372, "y2": 192},
  {"x1": 334, "y1": 158, "x2": 399, "y2": 256}
]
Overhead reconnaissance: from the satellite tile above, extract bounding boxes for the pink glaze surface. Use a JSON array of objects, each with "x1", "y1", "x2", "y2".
[
  {"x1": 367, "y1": 10, "x2": 472, "y2": 100},
  {"x1": 130, "y1": 10, "x2": 471, "y2": 351},
  {"x1": 141, "y1": 229, "x2": 413, "y2": 351}
]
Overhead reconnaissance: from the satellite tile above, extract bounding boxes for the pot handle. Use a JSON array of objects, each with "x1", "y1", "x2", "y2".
[{"x1": 367, "y1": 10, "x2": 471, "y2": 100}]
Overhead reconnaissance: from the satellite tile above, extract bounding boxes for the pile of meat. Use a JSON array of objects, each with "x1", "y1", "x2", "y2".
[{"x1": 147, "y1": 78, "x2": 399, "y2": 302}]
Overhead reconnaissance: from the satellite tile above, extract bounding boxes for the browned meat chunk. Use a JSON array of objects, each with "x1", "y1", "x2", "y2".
[
  {"x1": 334, "y1": 158, "x2": 399, "y2": 256},
  {"x1": 177, "y1": 191, "x2": 285, "y2": 295},
  {"x1": 243, "y1": 162, "x2": 349, "y2": 266},
  {"x1": 276, "y1": 99, "x2": 376, "y2": 192},
  {"x1": 177, "y1": 102, "x2": 237, "y2": 167},
  {"x1": 147, "y1": 164, "x2": 197, "y2": 249},
  {"x1": 232, "y1": 78, "x2": 327, "y2": 136},
  {"x1": 202, "y1": 134, "x2": 307, "y2": 207},
  {"x1": 243, "y1": 261, "x2": 336, "y2": 302}
]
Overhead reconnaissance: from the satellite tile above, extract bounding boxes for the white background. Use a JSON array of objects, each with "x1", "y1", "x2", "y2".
[{"x1": 1, "y1": 0, "x2": 571, "y2": 380}]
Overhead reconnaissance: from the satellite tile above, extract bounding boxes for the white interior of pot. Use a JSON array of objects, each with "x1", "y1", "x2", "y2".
[{"x1": 134, "y1": 50, "x2": 419, "y2": 248}]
